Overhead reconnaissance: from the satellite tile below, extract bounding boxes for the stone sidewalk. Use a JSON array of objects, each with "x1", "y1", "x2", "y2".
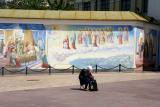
[{"x1": 0, "y1": 72, "x2": 160, "y2": 92}]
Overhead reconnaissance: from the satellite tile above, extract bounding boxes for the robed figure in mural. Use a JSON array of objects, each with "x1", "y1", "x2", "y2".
[
  {"x1": 70, "y1": 31, "x2": 76, "y2": 49},
  {"x1": 138, "y1": 32, "x2": 144, "y2": 58},
  {"x1": 123, "y1": 27, "x2": 129, "y2": 43},
  {"x1": 16, "y1": 39, "x2": 24, "y2": 56},
  {"x1": 0, "y1": 39, "x2": 5, "y2": 54},
  {"x1": 92, "y1": 30, "x2": 98, "y2": 47},
  {"x1": 41, "y1": 50, "x2": 49, "y2": 68},
  {"x1": 100, "y1": 30, "x2": 105, "y2": 45},
  {"x1": 87, "y1": 30, "x2": 92, "y2": 45},
  {"x1": 105, "y1": 28, "x2": 113, "y2": 44},
  {"x1": 10, "y1": 49, "x2": 21, "y2": 67},
  {"x1": 63, "y1": 35, "x2": 70, "y2": 49},
  {"x1": 82, "y1": 31, "x2": 89, "y2": 47},
  {"x1": 117, "y1": 28, "x2": 123, "y2": 45},
  {"x1": 78, "y1": 31, "x2": 83, "y2": 44}
]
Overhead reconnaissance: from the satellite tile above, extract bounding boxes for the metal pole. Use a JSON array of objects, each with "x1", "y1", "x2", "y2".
[
  {"x1": 49, "y1": 65, "x2": 51, "y2": 75},
  {"x1": 95, "y1": 64, "x2": 98, "y2": 73},
  {"x1": 25, "y1": 66, "x2": 28, "y2": 75},
  {"x1": 119, "y1": 64, "x2": 121, "y2": 72},
  {"x1": 2, "y1": 67, "x2": 4, "y2": 76},
  {"x1": 72, "y1": 65, "x2": 74, "y2": 74}
]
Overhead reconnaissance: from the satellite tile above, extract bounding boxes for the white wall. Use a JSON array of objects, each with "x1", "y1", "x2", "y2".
[{"x1": 148, "y1": 0, "x2": 160, "y2": 20}]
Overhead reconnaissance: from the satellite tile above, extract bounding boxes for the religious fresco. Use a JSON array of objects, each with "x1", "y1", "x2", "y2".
[
  {"x1": 0, "y1": 24, "x2": 48, "y2": 69},
  {"x1": 0, "y1": 24, "x2": 135, "y2": 69},
  {"x1": 46, "y1": 25, "x2": 135, "y2": 69},
  {"x1": 135, "y1": 28, "x2": 144, "y2": 70},
  {"x1": 1, "y1": 23, "x2": 153, "y2": 70}
]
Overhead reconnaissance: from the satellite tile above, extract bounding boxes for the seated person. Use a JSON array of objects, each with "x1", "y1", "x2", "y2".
[
  {"x1": 79, "y1": 67, "x2": 94, "y2": 90},
  {"x1": 79, "y1": 69, "x2": 86, "y2": 88}
]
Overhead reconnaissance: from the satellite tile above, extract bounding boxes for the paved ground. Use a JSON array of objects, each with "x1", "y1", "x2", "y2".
[
  {"x1": 0, "y1": 79, "x2": 160, "y2": 107},
  {"x1": 1, "y1": 72, "x2": 160, "y2": 92},
  {"x1": 0, "y1": 72, "x2": 160, "y2": 107}
]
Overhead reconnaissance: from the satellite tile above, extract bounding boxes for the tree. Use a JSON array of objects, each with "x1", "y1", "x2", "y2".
[
  {"x1": 47, "y1": 0, "x2": 74, "y2": 10},
  {"x1": 5, "y1": 0, "x2": 75, "y2": 10},
  {"x1": 7, "y1": 0, "x2": 48, "y2": 10},
  {"x1": 0, "y1": 1, "x2": 7, "y2": 9}
]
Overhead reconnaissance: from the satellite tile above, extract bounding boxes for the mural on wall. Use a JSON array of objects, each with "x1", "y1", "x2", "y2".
[
  {"x1": 144, "y1": 29, "x2": 157, "y2": 69},
  {"x1": 135, "y1": 28, "x2": 144, "y2": 70},
  {"x1": 46, "y1": 25, "x2": 135, "y2": 69},
  {"x1": 0, "y1": 24, "x2": 48, "y2": 68},
  {"x1": 0, "y1": 23, "x2": 135, "y2": 69}
]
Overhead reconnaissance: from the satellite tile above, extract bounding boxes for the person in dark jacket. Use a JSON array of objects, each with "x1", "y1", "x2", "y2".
[
  {"x1": 79, "y1": 67, "x2": 94, "y2": 90},
  {"x1": 79, "y1": 69, "x2": 86, "y2": 88}
]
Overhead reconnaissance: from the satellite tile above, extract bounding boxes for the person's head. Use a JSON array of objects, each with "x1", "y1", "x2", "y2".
[{"x1": 87, "y1": 65, "x2": 93, "y2": 72}]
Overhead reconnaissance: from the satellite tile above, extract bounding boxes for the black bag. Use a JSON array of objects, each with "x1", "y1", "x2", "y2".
[{"x1": 89, "y1": 80, "x2": 98, "y2": 91}]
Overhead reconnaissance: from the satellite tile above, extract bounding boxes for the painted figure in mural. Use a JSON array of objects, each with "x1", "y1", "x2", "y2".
[
  {"x1": 82, "y1": 31, "x2": 89, "y2": 47},
  {"x1": 70, "y1": 31, "x2": 76, "y2": 49},
  {"x1": 117, "y1": 28, "x2": 123, "y2": 45},
  {"x1": 78, "y1": 30, "x2": 83, "y2": 44},
  {"x1": 10, "y1": 49, "x2": 20, "y2": 67},
  {"x1": 24, "y1": 42, "x2": 30, "y2": 54},
  {"x1": 138, "y1": 32, "x2": 144, "y2": 58},
  {"x1": 41, "y1": 50, "x2": 49, "y2": 68},
  {"x1": 8, "y1": 41, "x2": 16, "y2": 65},
  {"x1": 15, "y1": 38, "x2": 19, "y2": 52},
  {"x1": 11, "y1": 49, "x2": 16, "y2": 66},
  {"x1": 0, "y1": 39, "x2": 5, "y2": 54},
  {"x1": 123, "y1": 27, "x2": 129, "y2": 43},
  {"x1": 63, "y1": 35, "x2": 70, "y2": 49},
  {"x1": 28, "y1": 42, "x2": 36, "y2": 55},
  {"x1": 107, "y1": 27, "x2": 114, "y2": 44},
  {"x1": 4, "y1": 41, "x2": 9, "y2": 58},
  {"x1": 37, "y1": 39, "x2": 43, "y2": 59},
  {"x1": 104, "y1": 28, "x2": 109, "y2": 44},
  {"x1": 88, "y1": 29, "x2": 92, "y2": 45},
  {"x1": 17, "y1": 39, "x2": 24, "y2": 56},
  {"x1": 95, "y1": 29, "x2": 100, "y2": 46},
  {"x1": 3, "y1": 45, "x2": 7, "y2": 57},
  {"x1": 92, "y1": 29, "x2": 98, "y2": 47},
  {"x1": 100, "y1": 30, "x2": 105, "y2": 45}
]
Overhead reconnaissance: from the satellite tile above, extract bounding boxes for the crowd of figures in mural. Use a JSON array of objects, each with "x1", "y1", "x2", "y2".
[
  {"x1": 0, "y1": 23, "x2": 159, "y2": 70},
  {"x1": 47, "y1": 25, "x2": 135, "y2": 69},
  {"x1": 62, "y1": 27, "x2": 129, "y2": 50},
  {"x1": 0, "y1": 24, "x2": 48, "y2": 69}
]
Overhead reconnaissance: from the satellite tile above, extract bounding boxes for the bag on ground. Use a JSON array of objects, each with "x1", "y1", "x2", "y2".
[{"x1": 89, "y1": 79, "x2": 98, "y2": 91}]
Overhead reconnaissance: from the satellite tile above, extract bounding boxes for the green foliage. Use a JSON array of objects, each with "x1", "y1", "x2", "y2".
[
  {"x1": 7, "y1": 0, "x2": 48, "y2": 10},
  {"x1": 4, "y1": 0, "x2": 74, "y2": 10},
  {"x1": 47, "y1": 0, "x2": 74, "y2": 10},
  {"x1": 0, "y1": 2, "x2": 7, "y2": 9}
]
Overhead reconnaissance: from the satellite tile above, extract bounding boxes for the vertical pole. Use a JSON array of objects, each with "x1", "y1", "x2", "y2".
[
  {"x1": 2, "y1": 67, "x2": 4, "y2": 76},
  {"x1": 119, "y1": 64, "x2": 121, "y2": 72},
  {"x1": 49, "y1": 65, "x2": 51, "y2": 75},
  {"x1": 95, "y1": 64, "x2": 98, "y2": 73},
  {"x1": 72, "y1": 65, "x2": 74, "y2": 74},
  {"x1": 25, "y1": 66, "x2": 28, "y2": 75}
]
